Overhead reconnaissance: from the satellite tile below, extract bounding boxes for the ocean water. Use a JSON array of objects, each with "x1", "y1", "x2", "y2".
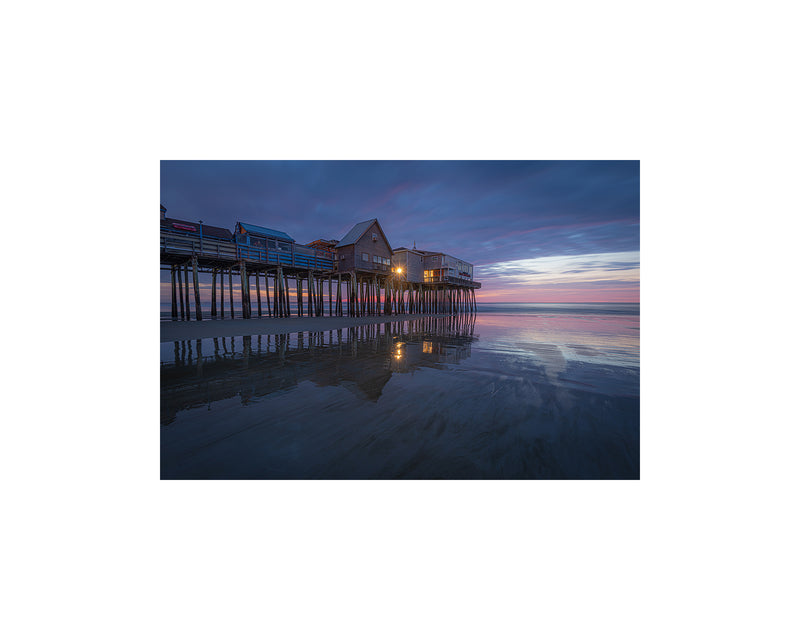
[{"x1": 161, "y1": 304, "x2": 639, "y2": 479}]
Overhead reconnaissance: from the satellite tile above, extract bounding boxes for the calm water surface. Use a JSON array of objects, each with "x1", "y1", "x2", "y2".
[{"x1": 161, "y1": 306, "x2": 639, "y2": 479}]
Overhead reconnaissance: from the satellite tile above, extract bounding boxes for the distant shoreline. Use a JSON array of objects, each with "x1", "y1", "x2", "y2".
[{"x1": 160, "y1": 313, "x2": 457, "y2": 341}]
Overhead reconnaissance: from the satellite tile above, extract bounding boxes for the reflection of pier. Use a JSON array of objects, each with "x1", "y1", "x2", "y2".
[{"x1": 161, "y1": 313, "x2": 477, "y2": 424}]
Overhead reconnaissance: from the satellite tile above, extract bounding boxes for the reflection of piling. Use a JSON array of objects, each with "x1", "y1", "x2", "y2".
[
  {"x1": 243, "y1": 335, "x2": 251, "y2": 367},
  {"x1": 278, "y1": 333, "x2": 287, "y2": 362},
  {"x1": 196, "y1": 339, "x2": 203, "y2": 374}
]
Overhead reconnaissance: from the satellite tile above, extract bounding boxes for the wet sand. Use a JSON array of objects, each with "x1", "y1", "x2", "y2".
[
  {"x1": 160, "y1": 313, "x2": 453, "y2": 341},
  {"x1": 161, "y1": 311, "x2": 639, "y2": 479}
]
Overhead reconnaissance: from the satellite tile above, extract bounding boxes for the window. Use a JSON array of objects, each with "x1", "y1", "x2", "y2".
[
  {"x1": 362, "y1": 252, "x2": 369, "y2": 261},
  {"x1": 278, "y1": 242, "x2": 290, "y2": 251},
  {"x1": 384, "y1": 257, "x2": 390, "y2": 265},
  {"x1": 373, "y1": 255, "x2": 381, "y2": 263},
  {"x1": 267, "y1": 240, "x2": 276, "y2": 249}
]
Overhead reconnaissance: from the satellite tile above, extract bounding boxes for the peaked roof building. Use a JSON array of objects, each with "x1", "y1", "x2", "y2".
[{"x1": 335, "y1": 218, "x2": 392, "y2": 251}]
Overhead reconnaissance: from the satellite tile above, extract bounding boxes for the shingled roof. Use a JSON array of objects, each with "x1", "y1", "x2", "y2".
[{"x1": 335, "y1": 218, "x2": 392, "y2": 251}]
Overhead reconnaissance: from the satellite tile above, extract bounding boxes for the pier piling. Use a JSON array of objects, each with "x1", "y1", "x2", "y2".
[{"x1": 192, "y1": 256, "x2": 202, "y2": 320}]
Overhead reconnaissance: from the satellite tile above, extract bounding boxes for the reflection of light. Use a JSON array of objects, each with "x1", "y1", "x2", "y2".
[{"x1": 395, "y1": 354, "x2": 401, "y2": 359}]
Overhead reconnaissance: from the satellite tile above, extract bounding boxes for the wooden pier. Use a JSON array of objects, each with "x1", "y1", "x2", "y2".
[{"x1": 161, "y1": 229, "x2": 481, "y2": 320}]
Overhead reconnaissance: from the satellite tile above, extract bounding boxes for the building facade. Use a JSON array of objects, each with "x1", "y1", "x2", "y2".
[
  {"x1": 421, "y1": 251, "x2": 474, "y2": 285},
  {"x1": 391, "y1": 247, "x2": 425, "y2": 283},
  {"x1": 334, "y1": 219, "x2": 393, "y2": 275}
]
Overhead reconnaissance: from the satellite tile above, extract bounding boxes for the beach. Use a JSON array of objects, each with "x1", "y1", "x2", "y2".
[
  {"x1": 161, "y1": 304, "x2": 639, "y2": 479},
  {"x1": 160, "y1": 313, "x2": 454, "y2": 341}
]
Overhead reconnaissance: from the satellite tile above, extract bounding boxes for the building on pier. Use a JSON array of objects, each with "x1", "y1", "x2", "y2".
[
  {"x1": 392, "y1": 247, "x2": 475, "y2": 287},
  {"x1": 234, "y1": 222, "x2": 295, "y2": 259},
  {"x1": 390, "y1": 247, "x2": 425, "y2": 282},
  {"x1": 421, "y1": 251, "x2": 474, "y2": 286},
  {"x1": 334, "y1": 219, "x2": 392, "y2": 275}
]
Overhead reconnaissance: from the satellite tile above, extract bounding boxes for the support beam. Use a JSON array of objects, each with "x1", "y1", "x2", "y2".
[
  {"x1": 177, "y1": 265, "x2": 185, "y2": 319},
  {"x1": 273, "y1": 269, "x2": 280, "y2": 317},
  {"x1": 296, "y1": 274, "x2": 303, "y2": 317},
  {"x1": 284, "y1": 271, "x2": 291, "y2": 317},
  {"x1": 171, "y1": 265, "x2": 178, "y2": 319},
  {"x1": 228, "y1": 268, "x2": 234, "y2": 318},
  {"x1": 239, "y1": 262, "x2": 249, "y2": 319},
  {"x1": 307, "y1": 271, "x2": 315, "y2": 317},
  {"x1": 256, "y1": 268, "x2": 262, "y2": 316},
  {"x1": 211, "y1": 268, "x2": 217, "y2": 317},
  {"x1": 220, "y1": 267, "x2": 225, "y2": 318},
  {"x1": 184, "y1": 263, "x2": 191, "y2": 319},
  {"x1": 192, "y1": 255, "x2": 202, "y2": 320}
]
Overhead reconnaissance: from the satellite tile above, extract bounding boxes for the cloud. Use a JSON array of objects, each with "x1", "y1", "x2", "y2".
[{"x1": 478, "y1": 251, "x2": 640, "y2": 289}]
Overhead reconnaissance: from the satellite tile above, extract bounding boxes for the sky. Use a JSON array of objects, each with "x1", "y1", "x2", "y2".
[{"x1": 160, "y1": 160, "x2": 639, "y2": 303}]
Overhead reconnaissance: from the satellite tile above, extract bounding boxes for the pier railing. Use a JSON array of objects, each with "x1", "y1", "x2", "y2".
[
  {"x1": 161, "y1": 232, "x2": 238, "y2": 260},
  {"x1": 423, "y1": 274, "x2": 481, "y2": 288},
  {"x1": 161, "y1": 231, "x2": 334, "y2": 270}
]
